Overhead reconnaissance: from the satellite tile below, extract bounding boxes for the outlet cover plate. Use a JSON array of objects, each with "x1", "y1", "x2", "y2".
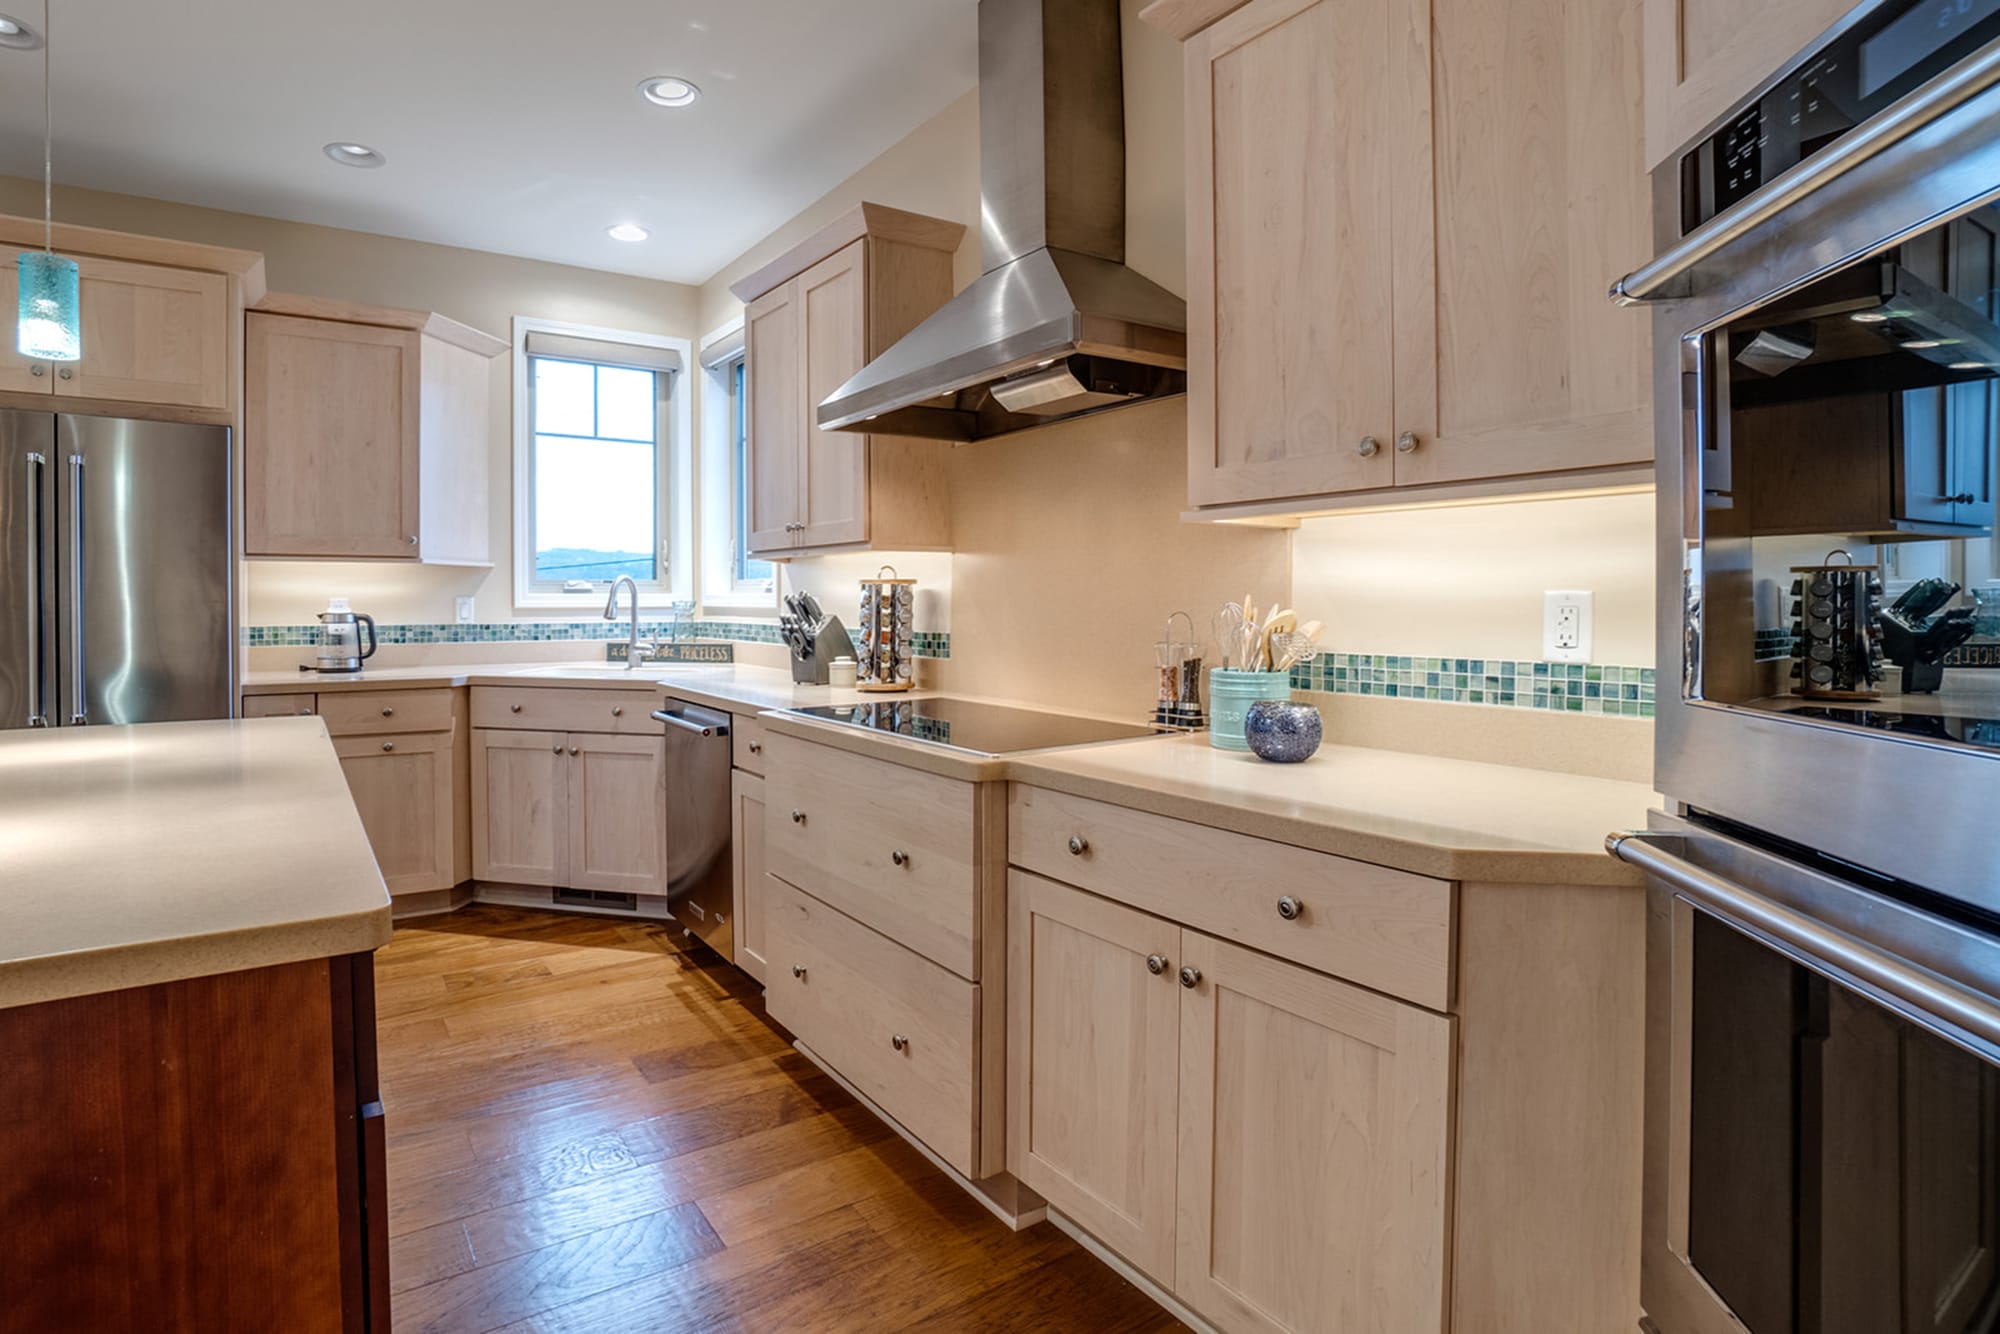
[
  {"x1": 455, "y1": 596, "x2": 476, "y2": 624},
  {"x1": 1543, "y1": 590, "x2": 1593, "y2": 663}
]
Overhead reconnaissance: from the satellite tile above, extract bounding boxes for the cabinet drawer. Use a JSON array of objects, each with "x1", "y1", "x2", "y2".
[
  {"x1": 318, "y1": 689, "x2": 453, "y2": 737},
  {"x1": 1009, "y1": 785, "x2": 1454, "y2": 1010},
  {"x1": 242, "y1": 693, "x2": 316, "y2": 719},
  {"x1": 731, "y1": 714, "x2": 768, "y2": 775},
  {"x1": 764, "y1": 732, "x2": 982, "y2": 978},
  {"x1": 470, "y1": 686, "x2": 660, "y2": 735},
  {"x1": 763, "y1": 878, "x2": 979, "y2": 1177}
]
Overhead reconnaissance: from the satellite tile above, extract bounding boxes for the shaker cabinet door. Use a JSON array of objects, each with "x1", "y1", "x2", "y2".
[
  {"x1": 1184, "y1": 0, "x2": 1401, "y2": 507},
  {"x1": 1008, "y1": 871, "x2": 1181, "y2": 1278},
  {"x1": 1395, "y1": 0, "x2": 1652, "y2": 488},
  {"x1": 63, "y1": 256, "x2": 229, "y2": 410},
  {"x1": 567, "y1": 732, "x2": 666, "y2": 895},
  {"x1": 245, "y1": 312, "x2": 421, "y2": 558},
  {"x1": 796, "y1": 240, "x2": 870, "y2": 548},
  {"x1": 745, "y1": 281, "x2": 803, "y2": 555},
  {"x1": 471, "y1": 728, "x2": 569, "y2": 886},
  {"x1": 335, "y1": 730, "x2": 454, "y2": 896},
  {"x1": 731, "y1": 769, "x2": 769, "y2": 985},
  {"x1": 1176, "y1": 931, "x2": 1452, "y2": 1334}
]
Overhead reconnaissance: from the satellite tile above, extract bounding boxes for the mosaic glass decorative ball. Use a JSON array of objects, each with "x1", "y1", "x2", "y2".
[{"x1": 1244, "y1": 700, "x2": 1322, "y2": 763}]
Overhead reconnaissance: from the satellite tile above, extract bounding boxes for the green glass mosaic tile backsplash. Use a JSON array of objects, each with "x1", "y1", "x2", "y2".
[
  {"x1": 1289, "y1": 653, "x2": 1656, "y2": 717},
  {"x1": 243, "y1": 620, "x2": 954, "y2": 660}
]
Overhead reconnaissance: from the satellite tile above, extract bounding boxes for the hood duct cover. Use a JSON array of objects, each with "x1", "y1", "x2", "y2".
[{"x1": 817, "y1": 0, "x2": 1188, "y2": 441}]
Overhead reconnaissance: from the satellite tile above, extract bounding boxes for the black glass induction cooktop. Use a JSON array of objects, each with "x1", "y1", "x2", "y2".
[{"x1": 789, "y1": 698, "x2": 1167, "y2": 756}]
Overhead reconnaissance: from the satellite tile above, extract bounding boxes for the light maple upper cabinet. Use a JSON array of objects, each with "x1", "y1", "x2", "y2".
[
  {"x1": 244, "y1": 293, "x2": 505, "y2": 562},
  {"x1": 1150, "y1": 0, "x2": 1652, "y2": 513},
  {"x1": 731, "y1": 202, "x2": 964, "y2": 556},
  {"x1": 1644, "y1": 0, "x2": 1857, "y2": 169},
  {"x1": 0, "y1": 212, "x2": 262, "y2": 416}
]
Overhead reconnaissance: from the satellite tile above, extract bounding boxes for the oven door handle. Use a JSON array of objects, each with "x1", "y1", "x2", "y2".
[
  {"x1": 1610, "y1": 32, "x2": 2000, "y2": 306},
  {"x1": 1609, "y1": 831, "x2": 2000, "y2": 1051}
]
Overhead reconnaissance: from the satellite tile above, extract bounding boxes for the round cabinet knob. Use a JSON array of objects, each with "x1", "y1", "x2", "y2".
[
  {"x1": 1145, "y1": 953, "x2": 1169, "y2": 976},
  {"x1": 1356, "y1": 435, "x2": 1380, "y2": 458},
  {"x1": 748, "y1": 741, "x2": 763, "y2": 754},
  {"x1": 1276, "y1": 896, "x2": 1304, "y2": 922},
  {"x1": 1179, "y1": 965, "x2": 1202, "y2": 989},
  {"x1": 611, "y1": 706, "x2": 623, "y2": 717},
  {"x1": 891, "y1": 1034, "x2": 909, "y2": 1052},
  {"x1": 57, "y1": 367, "x2": 72, "y2": 381},
  {"x1": 1067, "y1": 835, "x2": 1089, "y2": 857},
  {"x1": 891, "y1": 849, "x2": 909, "y2": 867},
  {"x1": 381, "y1": 706, "x2": 394, "y2": 717},
  {"x1": 553, "y1": 744, "x2": 563, "y2": 753},
  {"x1": 791, "y1": 964, "x2": 807, "y2": 980},
  {"x1": 381, "y1": 741, "x2": 395, "y2": 752},
  {"x1": 511, "y1": 703, "x2": 523, "y2": 713},
  {"x1": 407, "y1": 535, "x2": 418, "y2": 546},
  {"x1": 29, "y1": 364, "x2": 44, "y2": 377},
  {"x1": 568, "y1": 746, "x2": 579, "y2": 756},
  {"x1": 297, "y1": 707, "x2": 311, "y2": 715},
  {"x1": 1395, "y1": 430, "x2": 1420, "y2": 454},
  {"x1": 791, "y1": 809, "x2": 806, "y2": 824}
]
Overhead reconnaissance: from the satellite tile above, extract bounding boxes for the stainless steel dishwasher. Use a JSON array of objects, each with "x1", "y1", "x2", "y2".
[{"x1": 654, "y1": 699, "x2": 735, "y2": 960}]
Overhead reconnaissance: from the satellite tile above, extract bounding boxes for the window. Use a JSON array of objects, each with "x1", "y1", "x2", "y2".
[
  {"x1": 698, "y1": 322, "x2": 776, "y2": 610},
  {"x1": 512, "y1": 318, "x2": 692, "y2": 610},
  {"x1": 731, "y1": 358, "x2": 775, "y2": 589}
]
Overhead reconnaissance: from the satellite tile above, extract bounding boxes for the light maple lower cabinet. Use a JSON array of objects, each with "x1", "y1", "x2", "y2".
[
  {"x1": 1009, "y1": 871, "x2": 1451, "y2": 1332},
  {"x1": 731, "y1": 768, "x2": 769, "y2": 985},
  {"x1": 1177, "y1": 933, "x2": 1451, "y2": 1334},
  {"x1": 334, "y1": 731, "x2": 455, "y2": 896},
  {"x1": 471, "y1": 726, "x2": 665, "y2": 896}
]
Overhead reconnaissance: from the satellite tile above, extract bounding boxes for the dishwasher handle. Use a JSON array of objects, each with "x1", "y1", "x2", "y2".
[{"x1": 654, "y1": 706, "x2": 731, "y2": 739}]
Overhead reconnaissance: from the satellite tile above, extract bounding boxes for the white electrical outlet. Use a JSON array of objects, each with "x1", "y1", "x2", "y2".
[
  {"x1": 1543, "y1": 590, "x2": 1593, "y2": 663},
  {"x1": 455, "y1": 596, "x2": 476, "y2": 625}
]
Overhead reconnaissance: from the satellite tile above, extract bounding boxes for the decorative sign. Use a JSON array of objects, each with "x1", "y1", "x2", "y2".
[
  {"x1": 606, "y1": 641, "x2": 734, "y2": 664},
  {"x1": 1943, "y1": 642, "x2": 2000, "y2": 669}
]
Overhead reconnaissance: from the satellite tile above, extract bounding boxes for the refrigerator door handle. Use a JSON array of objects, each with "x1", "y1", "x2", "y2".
[
  {"x1": 24, "y1": 451, "x2": 45, "y2": 727},
  {"x1": 67, "y1": 453, "x2": 85, "y2": 725}
]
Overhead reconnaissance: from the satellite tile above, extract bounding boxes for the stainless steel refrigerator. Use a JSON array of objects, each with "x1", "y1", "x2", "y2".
[{"x1": 0, "y1": 410, "x2": 232, "y2": 729}]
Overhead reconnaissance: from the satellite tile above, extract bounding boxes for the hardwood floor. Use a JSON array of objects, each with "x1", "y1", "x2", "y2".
[{"x1": 377, "y1": 905, "x2": 1183, "y2": 1333}]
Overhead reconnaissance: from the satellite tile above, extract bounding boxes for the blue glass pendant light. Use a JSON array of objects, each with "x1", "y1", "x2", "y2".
[{"x1": 17, "y1": 0, "x2": 78, "y2": 362}]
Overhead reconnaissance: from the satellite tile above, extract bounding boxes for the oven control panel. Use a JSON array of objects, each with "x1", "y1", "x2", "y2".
[{"x1": 1682, "y1": 0, "x2": 2000, "y2": 231}]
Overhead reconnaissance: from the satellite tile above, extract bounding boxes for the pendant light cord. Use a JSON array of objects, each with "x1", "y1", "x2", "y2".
[{"x1": 41, "y1": 0, "x2": 52, "y2": 254}]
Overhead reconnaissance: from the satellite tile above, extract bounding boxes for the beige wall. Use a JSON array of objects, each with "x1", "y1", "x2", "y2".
[
  {"x1": 1290, "y1": 493, "x2": 1659, "y2": 665},
  {"x1": 0, "y1": 175, "x2": 701, "y2": 625}
]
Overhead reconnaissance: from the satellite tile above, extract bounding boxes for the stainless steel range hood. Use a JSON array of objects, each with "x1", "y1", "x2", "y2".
[{"x1": 816, "y1": 0, "x2": 1187, "y2": 442}]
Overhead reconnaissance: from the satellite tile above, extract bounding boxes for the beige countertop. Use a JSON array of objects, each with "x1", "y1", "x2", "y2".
[
  {"x1": 759, "y1": 711, "x2": 1660, "y2": 885},
  {"x1": 242, "y1": 660, "x2": 932, "y2": 716},
  {"x1": 0, "y1": 718, "x2": 393, "y2": 1010},
  {"x1": 249, "y1": 659, "x2": 1657, "y2": 886}
]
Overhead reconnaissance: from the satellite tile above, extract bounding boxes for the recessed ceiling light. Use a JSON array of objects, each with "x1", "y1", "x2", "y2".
[
  {"x1": 1849, "y1": 311, "x2": 1890, "y2": 324},
  {"x1": 1901, "y1": 338, "x2": 1946, "y2": 349},
  {"x1": 638, "y1": 75, "x2": 701, "y2": 108},
  {"x1": 323, "y1": 142, "x2": 386, "y2": 168},
  {"x1": 0, "y1": 12, "x2": 43, "y2": 48},
  {"x1": 607, "y1": 223, "x2": 649, "y2": 243},
  {"x1": 1949, "y1": 360, "x2": 1990, "y2": 371}
]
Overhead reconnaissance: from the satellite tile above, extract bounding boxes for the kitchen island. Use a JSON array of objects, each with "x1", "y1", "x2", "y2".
[{"x1": 0, "y1": 718, "x2": 394, "y2": 1333}]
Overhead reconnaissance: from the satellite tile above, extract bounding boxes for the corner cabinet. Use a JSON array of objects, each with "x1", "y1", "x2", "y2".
[
  {"x1": 732, "y1": 202, "x2": 964, "y2": 556},
  {"x1": 1151, "y1": 0, "x2": 1652, "y2": 515},
  {"x1": 245, "y1": 294, "x2": 505, "y2": 562}
]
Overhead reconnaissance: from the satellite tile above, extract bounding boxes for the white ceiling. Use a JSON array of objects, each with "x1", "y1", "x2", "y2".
[{"x1": 0, "y1": 0, "x2": 979, "y2": 286}]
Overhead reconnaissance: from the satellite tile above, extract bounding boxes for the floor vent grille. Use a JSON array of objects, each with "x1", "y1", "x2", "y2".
[{"x1": 553, "y1": 888, "x2": 640, "y2": 912}]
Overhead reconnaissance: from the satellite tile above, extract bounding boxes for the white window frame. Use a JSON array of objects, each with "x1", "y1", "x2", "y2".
[
  {"x1": 697, "y1": 317, "x2": 779, "y2": 614},
  {"x1": 511, "y1": 316, "x2": 694, "y2": 613}
]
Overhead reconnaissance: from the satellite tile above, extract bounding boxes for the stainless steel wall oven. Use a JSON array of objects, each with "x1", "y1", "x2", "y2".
[{"x1": 1614, "y1": 3, "x2": 2000, "y2": 1330}]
